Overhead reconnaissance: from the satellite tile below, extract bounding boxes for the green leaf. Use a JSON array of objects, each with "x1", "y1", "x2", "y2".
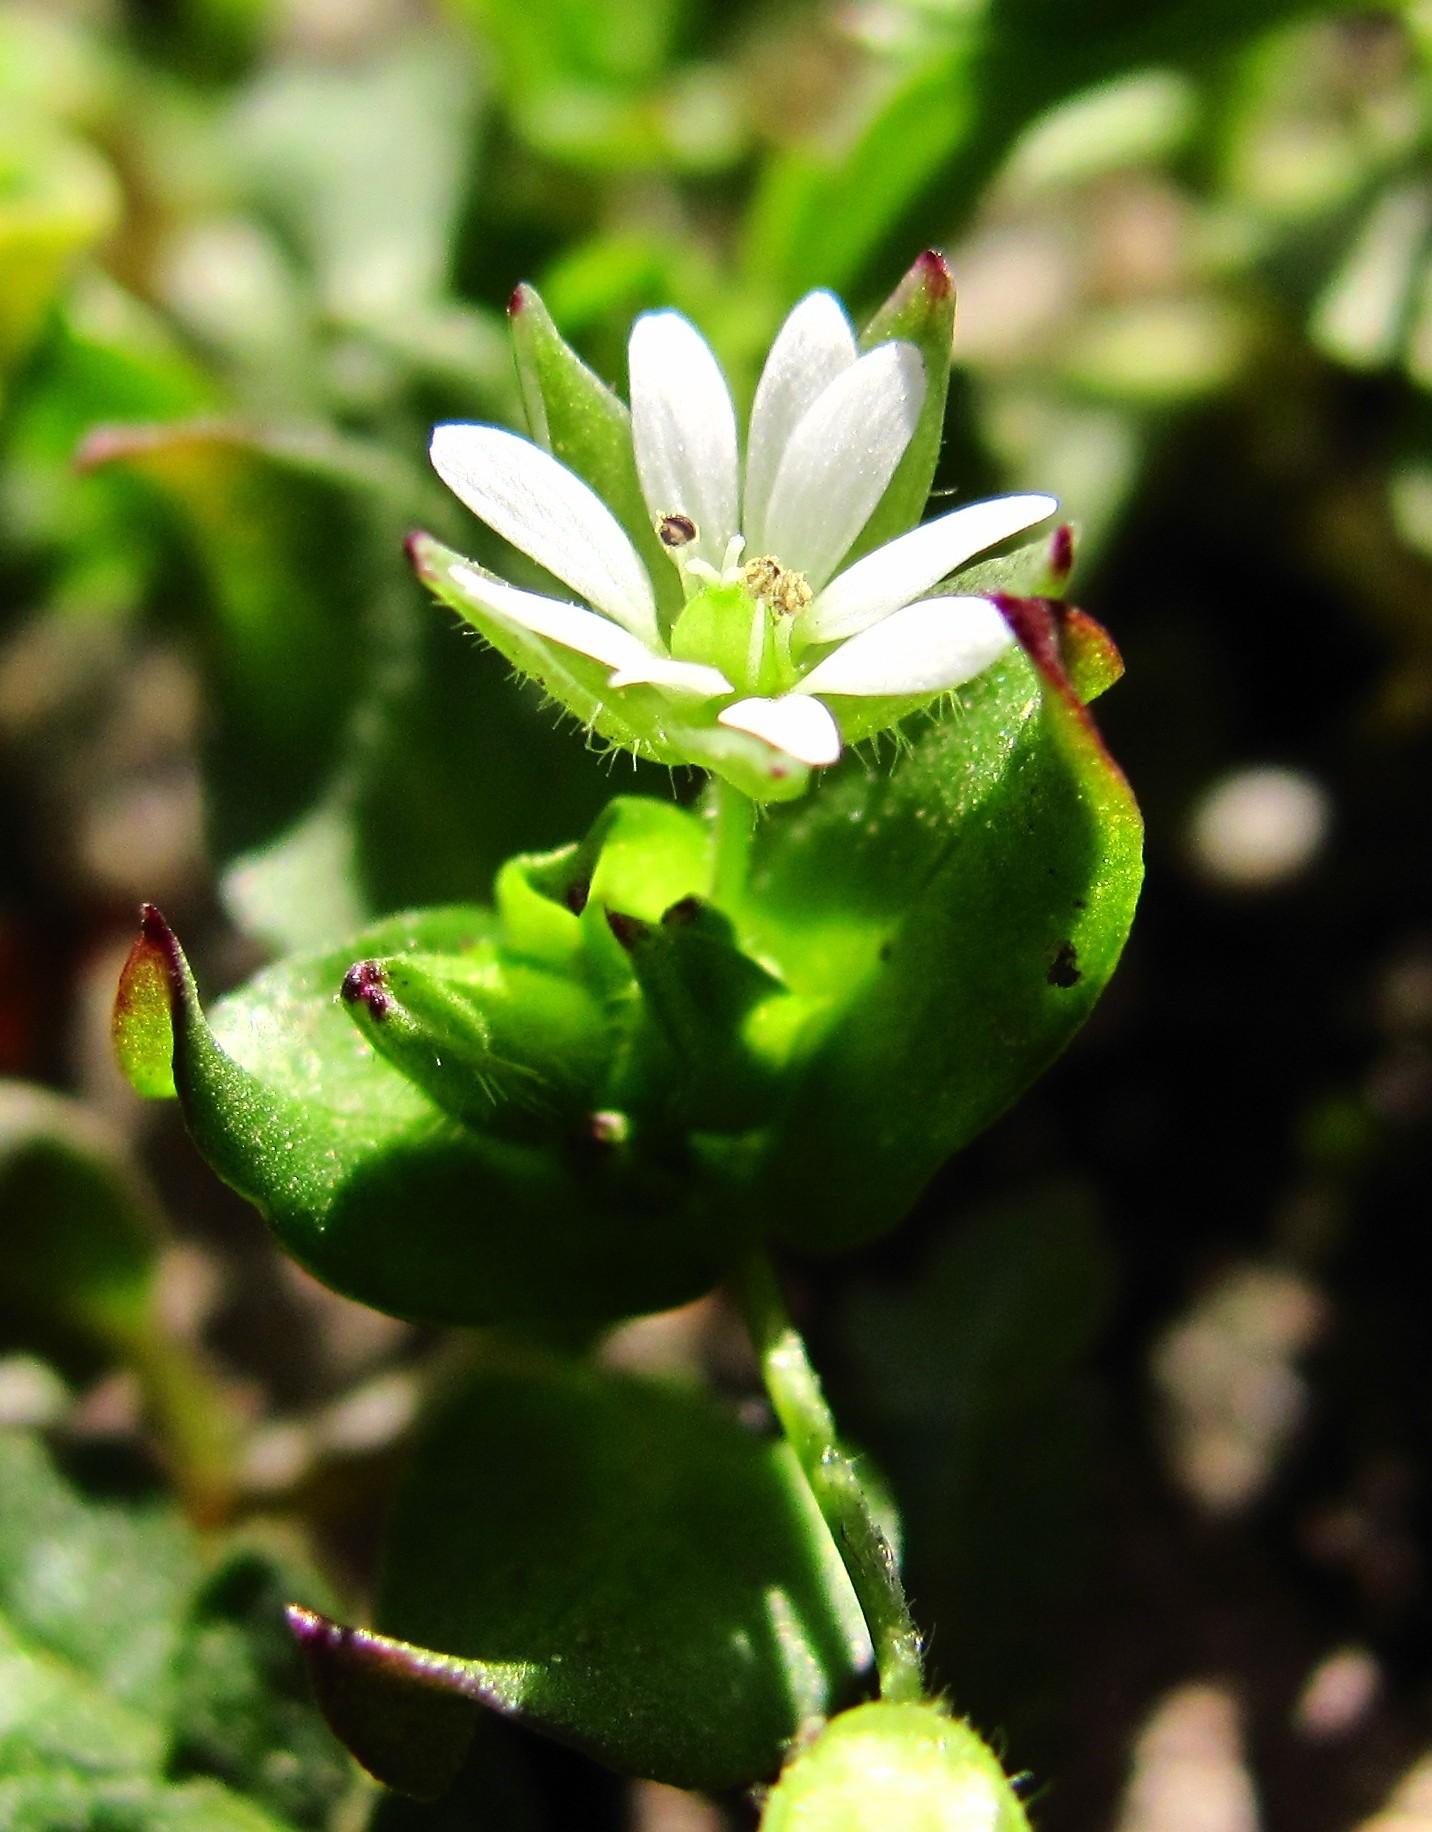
[
  {"x1": 296, "y1": 1351, "x2": 869, "y2": 1794},
  {"x1": 759, "y1": 1701, "x2": 1031, "y2": 1832},
  {"x1": 116, "y1": 597, "x2": 1140, "y2": 1322},
  {"x1": 838, "y1": 1185, "x2": 1115, "y2": 1726},
  {"x1": 0, "y1": 1433, "x2": 198, "y2": 1723},
  {"x1": 78, "y1": 421, "x2": 425, "y2": 861},
  {"x1": 0, "y1": 128, "x2": 119, "y2": 387},
  {"x1": 168, "y1": 1547, "x2": 353, "y2": 1830},
  {"x1": 0, "y1": 1081, "x2": 240, "y2": 1518},
  {"x1": 228, "y1": 36, "x2": 480, "y2": 327},
  {"x1": 0, "y1": 1773, "x2": 306, "y2": 1831},
  {"x1": 0, "y1": 1613, "x2": 164, "y2": 1778},
  {"x1": 742, "y1": 599, "x2": 1143, "y2": 1255},
  {"x1": 0, "y1": 1081, "x2": 159, "y2": 1347},
  {"x1": 119, "y1": 896, "x2": 756, "y2": 1324},
  {"x1": 0, "y1": 1432, "x2": 344, "y2": 1826}
]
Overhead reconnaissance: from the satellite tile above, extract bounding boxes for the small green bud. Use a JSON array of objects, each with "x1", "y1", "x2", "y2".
[
  {"x1": 340, "y1": 950, "x2": 606, "y2": 1130},
  {"x1": 604, "y1": 895, "x2": 786, "y2": 1129},
  {"x1": 761, "y1": 1702, "x2": 1031, "y2": 1832}
]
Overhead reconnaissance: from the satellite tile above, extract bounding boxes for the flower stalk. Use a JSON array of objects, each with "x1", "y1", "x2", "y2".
[{"x1": 733, "y1": 1249, "x2": 926, "y2": 1706}]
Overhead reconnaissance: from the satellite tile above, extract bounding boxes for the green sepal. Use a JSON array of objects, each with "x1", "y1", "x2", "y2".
[
  {"x1": 760, "y1": 1701, "x2": 1031, "y2": 1832},
  {"x1": 844, "y1": 250, "x2": 958, "y2": 565},
  {"x1": 409, "y1": 533, "x2": 813, "y2": 802},
  {"x1": 339, "y1": 949, "x2": 608, "y2": 1130},
  {"x1": 507, "y1": 282, "x2": 677, "y2": 620},
  {"x1": 949, "y1": 521, "x2": 1076, "y2": 602},
  {"x1": 294, "y1": 1351, "x2": 870, "y2": 1795}
]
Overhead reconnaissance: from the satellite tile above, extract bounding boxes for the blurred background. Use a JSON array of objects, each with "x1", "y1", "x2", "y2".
[{"x1": 2, "y1": 0, "x2": 1432, "y2": 1827}]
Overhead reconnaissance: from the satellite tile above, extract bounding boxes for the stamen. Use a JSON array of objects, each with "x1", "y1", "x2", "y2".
[
  {"x1": 742, "y1": 555, "x2": 813, "y2": 618},
  {"x1": 657, "y1": 513, "x2": 698, "y2": 548}
]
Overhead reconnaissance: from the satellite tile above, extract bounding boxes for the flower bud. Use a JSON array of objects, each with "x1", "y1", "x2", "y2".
[{"x1": 761, "y1": 1702, "x2": 1031, "y2": 1832}]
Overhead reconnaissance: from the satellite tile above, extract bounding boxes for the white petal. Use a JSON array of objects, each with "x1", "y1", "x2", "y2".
[
  {"x1": 717, "y1": 694, "x2": 842, "y2": 767},
  {"x1": 451, "y1": 565, "x2": 729, "y2": 699},
  {"x1": 804, "y1": 492, "x2": 1058, "y2": 644},
  {"x1": 431, "y1": 425, "x2": 658, "y2": 644},
  {"x1": 629, "y1": 310, "x2": 740, "y2": 569},
  {"x1": 798, "y1": 595, "x2": 1014, "y2": 697},
  {"x1": 758, "y1": 341, "x2": 925, "y2": 590},
  {"x1": 743, "y1": 291, "x2": 858, "y2": 549}
]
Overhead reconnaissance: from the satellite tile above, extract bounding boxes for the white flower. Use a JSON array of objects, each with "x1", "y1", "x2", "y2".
[{"x1": 426, "y1": 289, "x2": 1056, "y2": 790}]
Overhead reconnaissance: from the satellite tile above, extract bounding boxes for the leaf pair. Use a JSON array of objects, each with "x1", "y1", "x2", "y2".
[{"x1": 114, "y1": 565, "x2": 1141, "y2": 1326}]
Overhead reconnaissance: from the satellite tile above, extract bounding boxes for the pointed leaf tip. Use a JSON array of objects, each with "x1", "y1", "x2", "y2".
[
  {"x1": 994, "y1": 594, "x2": 1124, "y2": 707},
  {"x1": 112, "y1": 904, "x2": 181, "y2": 1099},
  {"x1": 913, "y1": 248, "x2": 954, "y2": 301},
  {"x1": 1049, "y1": 522, "x2": 1075, "y2": 587},
  {"x1": 285, "y1": 1605, "x2": 484, "y2": 1799}
]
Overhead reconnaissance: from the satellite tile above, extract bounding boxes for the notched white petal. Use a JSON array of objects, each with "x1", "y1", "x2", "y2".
[
  {"x1": 759, "y1": 340, "x2": 926, "y2": 590},
  {"x1": 805, "y1": 492, "x2": 1058, "y2": 644},
  {"x1": 744, "y1": 291, "x2": 858, "y2": 549},
  {"x1": 629, "y1": 311, "x2": 739, "y2": 570},
  {"x1": 798, "y1": 595, "x2": 1014, "y2": 697},
  {"x1": 452, "y1": 564, "x2": 654, "y2": 670},
  {"x1": 431, "y1": 424, "x2": 658, "y2": 644},
  {"x1": 450, "y1": 565, "x2": 728, "y2": 700},
  {"x1": 717, "y1": 693, "x2": 842, "y2": 767},
  {"x1": 608, "y1": 656, "x2": 733, "y2": 697}
]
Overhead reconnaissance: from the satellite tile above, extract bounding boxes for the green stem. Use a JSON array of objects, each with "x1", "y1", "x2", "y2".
[
  {"x1": 734, "y1": 1250, "x2": 925, "y2": 1704},
  {"x1": 709, "y1": 776, "x2": 755, "y2": 910}
]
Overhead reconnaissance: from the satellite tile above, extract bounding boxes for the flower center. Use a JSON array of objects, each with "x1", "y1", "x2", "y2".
[
  {"x1": 657, "y1": 518, "x2": 807, "y2": 697},
  {"x1": 741, "y1": 555, "x2": 812, "y2": 619}
]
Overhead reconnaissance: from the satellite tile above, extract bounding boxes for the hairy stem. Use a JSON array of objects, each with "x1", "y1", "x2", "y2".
[{"x1": 734, "y1": 1250, "x2": 925, "y2": 1704}]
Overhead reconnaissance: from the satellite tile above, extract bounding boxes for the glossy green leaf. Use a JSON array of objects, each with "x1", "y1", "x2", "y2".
[
  {"x1": 119, "y1": 893, "x2": 758, "y2": 1324},
  {"x1": 759, "y1": 1701, "x2": 1031, "y2": 1832},
  {"x1": 115, "y1": 601, "x2": 1139, "y2": 1322},
  {"x1": 296, "y1": 1351, "x2": 870, "y2": 1793},
  {"x1": 742, "y1": 599, "x2": 1143, "y2": 1254}
]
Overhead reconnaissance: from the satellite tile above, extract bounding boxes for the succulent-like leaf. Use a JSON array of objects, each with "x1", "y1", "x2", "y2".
[
  {"x1": 114, "y1": 893, "x2": 761, "y2": 1324},
  {"x1": 739, "y1": 600, "x2": 1142, "y2": 1254},
  {"x1": 294, "y1": 1351, "x2": 871, "y2": 1794}
]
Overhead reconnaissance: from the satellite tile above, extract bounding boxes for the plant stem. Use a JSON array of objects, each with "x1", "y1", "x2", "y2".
[
  {"x1": 734, "y1": 1250, "x2": 925, "y2": 1704},
  {"x1": 709, "y1": 777, "x2": 754, "y2": 910}
]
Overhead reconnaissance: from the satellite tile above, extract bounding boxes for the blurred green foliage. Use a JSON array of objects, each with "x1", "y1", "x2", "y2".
[{"x1": 4, "y1": 0, "x2": 1432, "y2": 1825}]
